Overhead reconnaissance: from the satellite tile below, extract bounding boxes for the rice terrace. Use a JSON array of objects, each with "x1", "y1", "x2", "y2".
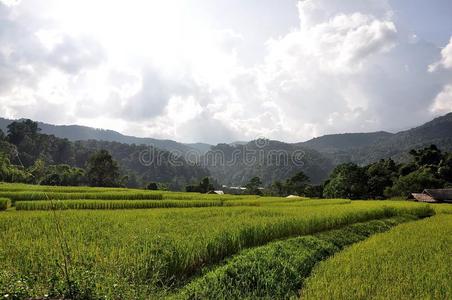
[
  {"x1": 0, "y1": 183, "x2": 450, "y2": 299},
  {"x1": 1, "y1": 0, "x2": 452, "y2": 299}
]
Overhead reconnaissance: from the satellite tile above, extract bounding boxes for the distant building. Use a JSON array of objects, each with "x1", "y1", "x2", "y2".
[
  {"x1": 207, "y1": 190, "x2": 225, "y2": 195},
  {"x1": 229, "y1": 186, "x2": 247, "y2": 190},
  {"x1": 411, "y1": 189, "x2": 452, "y2": 203}
]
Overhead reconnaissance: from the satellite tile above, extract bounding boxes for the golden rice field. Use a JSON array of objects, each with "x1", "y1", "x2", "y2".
[{"x1": 0, "y1": 182, "x2": 449, "y2": 300}]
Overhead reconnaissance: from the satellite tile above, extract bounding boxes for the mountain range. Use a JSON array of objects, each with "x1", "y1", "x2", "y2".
[
  {"x1": 0, "y1": 118, "x2": 211, "y2": 155},
  {"x1": 298, "y1": 112, "x2": 452, "y2": 165},
  {"x1": 1, "y1": 112, "x2": 452, "y2": 185}
]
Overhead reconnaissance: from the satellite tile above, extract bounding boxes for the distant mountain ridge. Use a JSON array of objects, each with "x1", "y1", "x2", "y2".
[
  {"x1": 299, "y1": 112, "x2": 452, "y2": 165},
  {"x1": 1, "y1": 112, "x2": 452, "y2": 180},
  {"x1": 0, "y1": 118, "x2": 211, "y2": 155},
  {"x1": 298, "y1": 131, "x2": 393, "y2": 152}
]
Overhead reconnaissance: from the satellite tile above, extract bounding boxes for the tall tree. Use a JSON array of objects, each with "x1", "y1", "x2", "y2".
[
  {"x1": 270, "y1": 180, "x2": 285, "y2": 196},
  {"x1": 199, "y1": 177, "x2": 214, "y2": 193},
  {"x1": 409, "y1": 145, "x2": 442, "y2": 167},
  {"x1": 246, "y1": 176, "x2": 263, "y2": 195},
  {"x1": 286, "y1": 171, "x2": 310, "y2": 195},
  {"x1": 365, "y1": 159, "x2": 398, "y2": 199},
  {"x1": 323, "y1": 163, "x2": 368, "y2": 199},
  {"x1": 438, "y1": 153, "x2": 452, "y2": 182},
  {"x1": 86, "y1": 150, "x2": 120, "y2": 187},
  {"x1": 7, "y1": 119, "x2": 40, "y2": 145},
  {"x1": 385, "y1": 167, "x2": 444, "y2": 198}
]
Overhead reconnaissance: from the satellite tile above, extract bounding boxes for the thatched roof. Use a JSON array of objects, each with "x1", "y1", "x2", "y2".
[
  {"x1": 424, "y1": 189, "x2": 452, "y2": 201},
  {"x1": 411, "y1": 193, "x2": 436, "y2": 203},
  {"x1": 412, "y1": 189, "x2": 452, "y2": 203}
]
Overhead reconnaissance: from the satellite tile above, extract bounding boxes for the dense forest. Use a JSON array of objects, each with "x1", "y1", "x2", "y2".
[
  {"x1": 0, "y1": 120, "x2": 209, "y2": 190},
  {"x1": 266, "y1": 144, "x2": 452, "y2": 199},
  {"x1": 203, "y1": 140, "x2": 333, "y2": 186}
]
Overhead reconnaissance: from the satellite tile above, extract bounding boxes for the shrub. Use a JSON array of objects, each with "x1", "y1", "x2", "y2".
[
  {"x1": 146, "y1": 182, "x2": 159, "y2": 190},
  {"x1": 0, "y1": 198, "x2": 11, "y2": 211}
]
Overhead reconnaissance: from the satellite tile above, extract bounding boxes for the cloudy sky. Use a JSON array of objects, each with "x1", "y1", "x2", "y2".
[{"x1": 1, "y1": 0, "x2": 452, "y2": 144}]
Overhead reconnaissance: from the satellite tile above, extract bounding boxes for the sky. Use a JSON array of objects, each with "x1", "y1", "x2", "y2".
[{"x1": 0, "y1": 0, "x2": 452, "y2": 144}]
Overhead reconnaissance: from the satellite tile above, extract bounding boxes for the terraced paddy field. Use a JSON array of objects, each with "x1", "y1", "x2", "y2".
[
  {"x1": 302, "y1": 214, "x2": 452, "y2": 300},
  {"x1": 0, "y1": 183, "x2": 450, "y2": 299}
]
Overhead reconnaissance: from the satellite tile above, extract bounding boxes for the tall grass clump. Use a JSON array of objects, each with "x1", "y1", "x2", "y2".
[
  {"x1": 162, "y1": 193, "x2": 257, "y2": 201},
  {"x1": 0, "y1": 198, "x2": 10, "y2": 211},
  {"x1": 0, "y1": 191, "x2": 163, "y2": 202},
  {"x1": 177, "y1": 216, "x2": 420, "y2": 299},
  {"x1": 302, "y1": 214, "x2": 451, "y2": 300},
  {"x1": 0, "y1": 182, "x2": 132, "y2": 193},
  {"x1": 16, "y1": 200, "x2": 224, "y2": 210}
]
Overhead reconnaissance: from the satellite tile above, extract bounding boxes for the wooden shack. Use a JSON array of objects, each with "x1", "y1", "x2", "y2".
[{"x1": 412, "y1": 189, "x2": 452, "y2": 203}]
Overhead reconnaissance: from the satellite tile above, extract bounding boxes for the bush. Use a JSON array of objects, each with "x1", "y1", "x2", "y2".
[
  {"x1": 146, "y1": 182, "x2": 159, "y2": 190},
  {"x1": 385, "y1": 167, "x2": 445, "y2": 198},
  {"x1": 0, "y1": 198, "x2": 11, "y2": 211}
]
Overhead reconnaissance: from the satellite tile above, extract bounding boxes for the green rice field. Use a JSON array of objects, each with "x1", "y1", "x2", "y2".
[{"x1": 0, "y1": 182, "x2": 449, "y2": 299}]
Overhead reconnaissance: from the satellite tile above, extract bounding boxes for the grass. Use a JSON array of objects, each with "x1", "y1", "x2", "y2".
[
  {"x1": 0, "y1": 201, "x2": 433, "y2": 299},
  {"x1": 0, "y1": 191, "x2": 165, "y2": 202},
  {"x1": 161, "y1": 193, "x2": 257, "y2": 201},
  {"x1": 432, "y1": 203, "x2": 452, "y2": 214},
  {"x1": 15, "y1": 200, "x2": 225, "y2": 210},
  {"x1": 0, "y1": 198, "x2": 10, "y2": 211},
  {"x1": 177, "y1": 216, "x2": 419, "y2": 300},
  {"x1": 13, "y1": 199, "x2": 351, "y2": 211},
  {"x1": 0, "y1": 182, "x2": 132, "y2": 193},
  {"x1": 0, "y1": 183, "x2": 261, "y2": 203},
  {"x1": 263, "y1": 198, "x2": 351, "y2": 206},
  {"x1": 302, "y1": 214, "x2": 452, "y2": 300}
]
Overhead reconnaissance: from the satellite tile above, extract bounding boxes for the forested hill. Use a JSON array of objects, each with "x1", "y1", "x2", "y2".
[
  {"x1": 1, "y1": 112, "x2": 452, "y2": 186},
  {"x1": 0, "y1": 120, "x2": 209, "y2": 189},
  {"x1": 299, "y1": 112, "x2": 452, "y2": 165},
  {"x1": 0, "y1": 118, "x2": 211, "y2": 155},
  {"x1": 299, "y1": 131, "x2": 393, "y2": 152},
  {"x1": 203, "y1": 140, "x2": 334, "y2": 186}
]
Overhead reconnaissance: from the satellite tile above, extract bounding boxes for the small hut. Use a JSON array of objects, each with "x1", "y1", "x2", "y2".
[
  {"x1": 411, "y1": 189, "x2": 452, "y2": 203},
  {"x1": 207, "y1": 190, "x2": 225, "y2": 195}
]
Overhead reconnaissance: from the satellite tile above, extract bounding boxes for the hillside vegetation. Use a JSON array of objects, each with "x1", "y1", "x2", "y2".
[
  {"x1": 204, "y1": 140, "x2": 333, "y2": 186},
  {"x1": 3, "y1": 113, "x2": 452, "y2": 189},
  {"x1": 300, "y1": 112, "x2": 452, "y2": 165}
]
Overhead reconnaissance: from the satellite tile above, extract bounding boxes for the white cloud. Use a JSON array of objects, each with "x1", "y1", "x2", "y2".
[
  {"x1": 431, "y1": 84, "x2": 452, "y2": 114},
  {"x1": 0, "y1": 0, "x2": 451, "y2": 144},
  {"x1": 429, "y1": 37, "x2": 452, "y2": 72}
]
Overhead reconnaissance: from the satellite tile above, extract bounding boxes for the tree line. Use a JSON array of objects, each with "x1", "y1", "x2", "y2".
[
  {"x1": 0, "y1": 119, "x2": 209, "y2": 189},
  {"x1": 263, "y1": 144, "x2": 452, "y2": 199},
  {"x1": 2, "y1": 120, "x2": 451, "y2": 197},
  {"x1": 1, "y1": 122, "x2": 122, "y2": 187}
]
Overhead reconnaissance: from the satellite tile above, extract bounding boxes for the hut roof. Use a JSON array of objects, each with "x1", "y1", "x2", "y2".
[
  {"x1": 411, "y1": 193, "x2": 436, "y2": 203},
  {"x1": 423, "y1": 189, "x2": 452, "y2": 201}
]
